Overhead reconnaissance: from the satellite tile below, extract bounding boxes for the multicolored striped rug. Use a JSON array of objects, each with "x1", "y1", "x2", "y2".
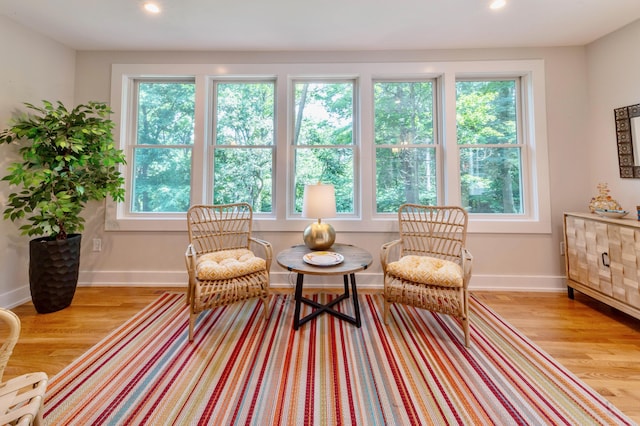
[{"x1": 43, "y1": 292, "x2": 633, "y2": 425}]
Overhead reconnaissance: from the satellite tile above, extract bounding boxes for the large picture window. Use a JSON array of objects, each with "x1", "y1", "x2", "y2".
[{"x1": 110, "y1": 61, "x2": 551, "y2": 233}]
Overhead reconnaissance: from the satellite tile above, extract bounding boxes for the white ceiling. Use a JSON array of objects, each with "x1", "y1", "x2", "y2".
[{"x1": 1, "y1": 0, "x2": 640, "y2": 51}]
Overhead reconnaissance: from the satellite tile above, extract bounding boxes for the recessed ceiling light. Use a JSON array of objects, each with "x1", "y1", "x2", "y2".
[
  {"x1": 144, "y1": 2, "x2": 161, "y2": 14},
  {"x1": 490, "y1": 0, "x2": 506, "y2": 10}
]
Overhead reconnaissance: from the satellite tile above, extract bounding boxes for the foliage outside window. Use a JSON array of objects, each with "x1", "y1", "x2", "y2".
[
  {"x1": 457, "y1": 79, "x2": 522, "y2": 214},
  {"x1": 213, "y1": 81, "x2": 274, "y2": 213},
  {"x1": 292, "y1": 81, "x2": 355, "y2": 214},
  {"x1": 132, "y1": 81, "x2": 194, "y2": 213},
  {"x1": 109, "y1": 61, "x2": 551, "y2": 234},
  {"x1": 374, "y1": 81, "x2": 437, "y2": 213}
]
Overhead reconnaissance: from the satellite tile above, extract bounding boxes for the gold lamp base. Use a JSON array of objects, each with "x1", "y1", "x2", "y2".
[{"x1": 303, "y1": 220, "x2": 336, "y2": 250}]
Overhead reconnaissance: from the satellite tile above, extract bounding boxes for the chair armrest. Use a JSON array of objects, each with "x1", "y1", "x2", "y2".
[
  {"x1": 380, "y1": 239, "x2": 402, "y2": 272},
  {"x1": 0, "y1": 371, "x2": 48, "y2": 426},
  {"x1": 184, "y1": 244, "x2": 198, "y2": 305},
  {"x1": 461, "y1": 247, "x2": 473, "y2": 287},
  {"x1": 185, "y1": 244, "x2": 197, "y2": 275},
  {"x1": 250, "y1": 237, "x2": 273, "y2": 270}
]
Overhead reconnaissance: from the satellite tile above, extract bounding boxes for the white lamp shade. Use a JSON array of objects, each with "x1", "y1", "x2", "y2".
[{"x1": 302, "y1": 183, "x2": 336, "y2": 219}]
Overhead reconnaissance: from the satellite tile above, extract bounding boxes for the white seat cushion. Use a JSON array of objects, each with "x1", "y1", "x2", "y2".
[
  {"x1": 387, "y1": 255, "x2": 463, "y2": 287},
  {"x1": 196, "y1": 249, "x2": 266, "y2": 280}
]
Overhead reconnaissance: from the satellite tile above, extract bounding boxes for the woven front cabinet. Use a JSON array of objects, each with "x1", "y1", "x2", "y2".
[{"x1": 563, "y1": 212, "x2": 640, "y2": 319}]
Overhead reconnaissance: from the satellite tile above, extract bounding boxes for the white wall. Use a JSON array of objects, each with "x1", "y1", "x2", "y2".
[
  {"x1": 586, "y1": 19, "x2": 640, "y2": 211},
  {"x1": 73, "y1": 47, "x2": 590, "y2": 293},
  {"x1": 0, "y1": 16, "x2": 76, "y2": 307}
]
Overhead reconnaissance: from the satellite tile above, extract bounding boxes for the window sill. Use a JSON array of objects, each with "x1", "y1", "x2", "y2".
[{"x1": 105, "y1": 216, "x2": 551, "y2": 234}]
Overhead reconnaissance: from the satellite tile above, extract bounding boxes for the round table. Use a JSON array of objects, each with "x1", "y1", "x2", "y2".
[{"x1": 276, "y1": 243, "x2": 373, "y2": 330}]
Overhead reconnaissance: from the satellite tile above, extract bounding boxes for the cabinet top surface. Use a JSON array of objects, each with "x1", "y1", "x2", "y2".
[{"x1": 564, "y1": 211, "x2": 640, "y2": 228}]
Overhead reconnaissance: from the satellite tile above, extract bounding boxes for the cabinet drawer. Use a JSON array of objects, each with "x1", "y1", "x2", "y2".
[
  {"x1": 564, "y1": 215, "x2": 612, "y2": 296},
  {"x1": 607, "y1": 225, "x2": 640, "y2": 305}
]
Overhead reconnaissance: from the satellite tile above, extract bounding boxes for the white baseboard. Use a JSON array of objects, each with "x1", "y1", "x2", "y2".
[
  {"x1": 78, "y1": 270, "x2": 188, "y2": 287},
  {"x1": 78, "y1": 271, "x2": 566, "y2": 291},
  {"x1": 1, "y1": 271, "x2": 568, "y2": 309},
  {"x1": 78, "y1": 270, "x2": 567, "y2": 292},
  {"x1": 467, "y1": 274, "x2": 567, "y2": 292},
  {"x1": 0, "y1": 286, "x2": 32, "y2": 309},
  {"x1": 264, "y1": 272, "x2": 567, "y2": 293}
]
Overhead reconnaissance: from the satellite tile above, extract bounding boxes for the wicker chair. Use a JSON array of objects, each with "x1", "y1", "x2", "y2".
[
  {"x1": 380, "y1": 204, "x2": 473, "y2": 347},
  {"x1": 185, "y1": 203, "x2": 272, "y2": 341},
  {"x1": 0, "y1": 309, "x2": 48, "y2": 425}
]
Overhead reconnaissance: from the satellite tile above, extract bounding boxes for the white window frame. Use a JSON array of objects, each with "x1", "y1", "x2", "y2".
[{"x1": 107, "y1": 60, "x2": 551, "y2": 234}]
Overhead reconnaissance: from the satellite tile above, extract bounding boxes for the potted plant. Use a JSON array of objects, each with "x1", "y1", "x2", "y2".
[{"x1": 0, "y1": 100, "x2": 126, "y2": 313}]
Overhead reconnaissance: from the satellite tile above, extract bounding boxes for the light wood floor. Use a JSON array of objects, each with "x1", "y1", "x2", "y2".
[{"x1": 4, "y1": 287, "x2": 640, "y2": 423}]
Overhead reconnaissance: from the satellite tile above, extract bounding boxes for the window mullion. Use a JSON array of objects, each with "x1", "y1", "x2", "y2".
[
  {"x1": 442, "y1": 72, "x2": 460, "y2": 205},
  {"x1": 192, "y1": 74, "x2": 207, "y2": 205},
  {"x1": 273, "y1": 72, "x2": 289, "y2": 222},
  {"x1": 359, "y1": 72, "x2": 373, "y2": 221}
]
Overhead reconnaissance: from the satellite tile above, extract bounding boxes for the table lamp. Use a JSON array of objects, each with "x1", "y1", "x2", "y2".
[{"x1": 302, "y1": 183, "x2": 337, "y2": 250}]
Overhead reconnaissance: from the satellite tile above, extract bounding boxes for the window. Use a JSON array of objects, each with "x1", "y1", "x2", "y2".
[
  {"x1": 109, "y1": 61, "x2": 550, "y2": 233},
  {"x1": 292, "y1": 80, "x2": 355, "y2": 214},
  {"x1": 130, "y1": 80, "x2": 195, "y2": 213},
  {"x1": 213, "y1": 81, "x2": 275, "y2": 213},
  {"x1": 457, "y1": 79, "x2": 523, "y2": 214},
  {"x1": 373, "y1": 80, "x2": 437, "y2": 213}
]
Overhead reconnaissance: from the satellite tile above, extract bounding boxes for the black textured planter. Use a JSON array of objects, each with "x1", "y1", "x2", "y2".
[{"x1": 29, "y1": 234, "x2": 81, "y2": 313}]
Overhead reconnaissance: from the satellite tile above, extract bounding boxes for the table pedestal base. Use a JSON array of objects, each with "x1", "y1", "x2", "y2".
[{"x1": 293, "y1": 273, "x2": 361, "y2": 330}]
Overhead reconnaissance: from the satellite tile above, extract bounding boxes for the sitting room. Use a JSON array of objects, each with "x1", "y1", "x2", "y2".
[{"x1": 1, "y1": 1, "x2": 639, "y2": 424}]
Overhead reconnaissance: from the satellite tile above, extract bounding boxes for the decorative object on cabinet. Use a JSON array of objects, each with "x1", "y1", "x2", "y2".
[
  {"x1": 594, "y1": 209, "x2": 629, "y2": 219},
  {"x1": 588, "y1": 182, "x2": 622, "y2": 213},
  {"x1": 614, "y1": 103, "x2": 640, "y2": 178},
  {"x1": 563, "y1": 212, "x2": 640, "y2": 320}
]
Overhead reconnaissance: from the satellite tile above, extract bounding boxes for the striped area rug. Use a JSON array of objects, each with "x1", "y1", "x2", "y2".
[{"x1": 43, "y1": 293, "x2": 633, "y2": 425}]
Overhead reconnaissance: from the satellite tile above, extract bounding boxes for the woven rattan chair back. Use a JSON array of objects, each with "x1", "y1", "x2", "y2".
[
  {"x1": 187, "y1": 203, "x2": 253, "y2": 256},
  {"x1": 398, "y1": 204, "x2": 468, "y2": 264}
]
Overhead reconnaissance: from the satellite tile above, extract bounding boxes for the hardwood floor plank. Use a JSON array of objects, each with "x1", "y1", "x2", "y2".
[
  {"x1": 474, "y1": 290, "x2": 640, "y2": 423},
  {"x1": 2, "y1": 287, "x2": 639, "y2": 423}
]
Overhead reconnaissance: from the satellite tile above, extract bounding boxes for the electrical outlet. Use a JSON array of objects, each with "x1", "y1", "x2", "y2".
[
  {"x1": 92, "y1": 238, "x2": 102, "y2": 252},
  {"x1": 559, "y1": 241, "x2": 565, "y2": 256}
]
